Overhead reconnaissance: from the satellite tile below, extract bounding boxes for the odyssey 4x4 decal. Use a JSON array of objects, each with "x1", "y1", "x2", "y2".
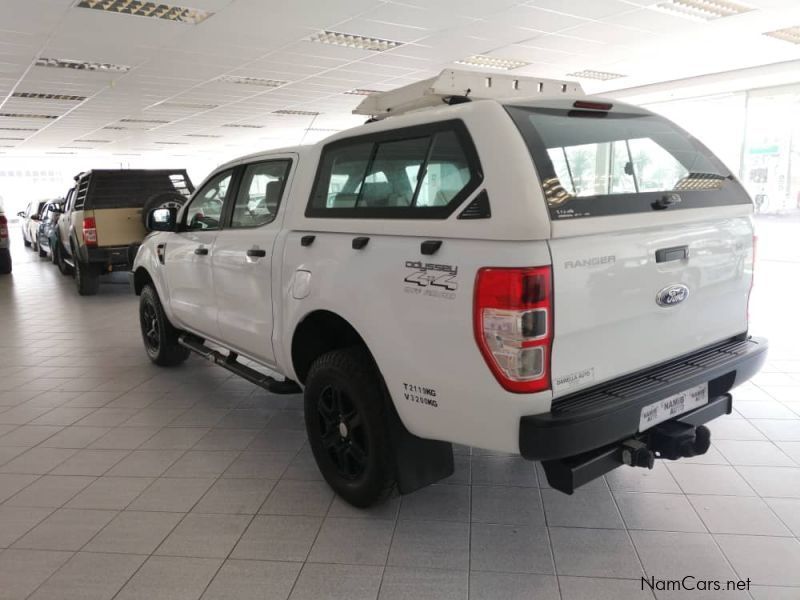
[{"x1": 403, "y1": 260, "x2": 458, "y2": 300}]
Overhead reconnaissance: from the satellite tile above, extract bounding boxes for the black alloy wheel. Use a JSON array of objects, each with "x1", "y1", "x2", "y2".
[{"x1": 316, "y1": 384, "x2": 368, "y2": 480}]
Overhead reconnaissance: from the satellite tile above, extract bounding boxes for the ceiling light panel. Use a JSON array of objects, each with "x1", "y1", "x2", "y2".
[
  {"x1": 567, "y1": 69, "x2": 626, "y2": 81},
  {"x1": 35, "y1": 57, "x2": 131, "y2": 72},
  {"x1": 273, "y1": 109, "x2": 320, "y2": 116},
  {"x1": 344, "y1": 89, "x2": 382, "y2": 96},
  {"x1": 0, "y1": 127, "x2": 38, "y2": 131},
  {"x1": 75, "y1": 139, "x2": 111, "y2": 143},
  {"x1": 12, "y1": 92, "x2": 87, "y2": 101},
  {"x1": 310, "y1": 30, "x2": 402, "y2": 52},
  {"x1": 655, "y1": 0, "x2": 752, "y2": 21},
  {"x1": 76, "y1": 1, "x2": 213, "y2": 25},
  {"x1": 763, "y1": 26, "x2": 800, "y2": 45},
  {"x1": 454, "y1": 55, "x2": 530, "y2": 70},
  {"x1": 218, "y1": 76, "x2": 287, "y2": 87},
  {"x1": 155, "y1": 101, "x2": 219, "y2": 110},
  {"x1": 120, "y1": 118, "x2": 170, "y2": 124},
  {"x1": 222, "y1": 123, "x2": 263, "y2": 128},
  {"x1": 0, "y1": 112, "x2": 58, "y2": 120},
  {"x1": 184, "y1": 133, "x2": 221, "y2": 137}
]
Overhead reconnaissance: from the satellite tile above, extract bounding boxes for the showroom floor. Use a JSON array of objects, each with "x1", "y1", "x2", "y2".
[{"x1": 0, "y1": 218, "x2": 799, "y2": 600}]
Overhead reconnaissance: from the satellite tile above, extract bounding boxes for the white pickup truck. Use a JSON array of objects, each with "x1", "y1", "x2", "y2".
[{"x1": 132, "y1": 70, "x2": 767, "y2": 507}]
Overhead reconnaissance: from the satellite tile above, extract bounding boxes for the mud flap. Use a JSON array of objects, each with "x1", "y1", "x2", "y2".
[{"x1": 384, "y1": 396, "x2": 454, "y2": 495}]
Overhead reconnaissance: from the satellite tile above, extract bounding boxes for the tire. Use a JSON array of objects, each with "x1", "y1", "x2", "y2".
[
  {"x1": 55, "y1": 244, "x2": 73, "y2": 275},
  {"x1": 304, "y1": 347, "x2": 396, "y2": 507},
  {"x1": 142, "y1": 192, "x2": 188, "y2": 229},
  {"x1": 139, "y1": 284, "x2": 190, "y2": 366},
  {"x1": 0, "y1": 249, "x2": 11, "y2": 274},
  {"x1": 74, "y1": 259, "x2": 100, "y2": 296},
  {"x1": 38, "y1": 241, "x2": 47, "y2": 258},
  {"x1": 23, "y1": 235, "x2": 31, "y2": 248}
]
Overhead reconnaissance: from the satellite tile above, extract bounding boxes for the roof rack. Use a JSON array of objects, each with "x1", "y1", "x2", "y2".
[{"x1": 353, "y1": 69, "x2": 584, "y2": 119}]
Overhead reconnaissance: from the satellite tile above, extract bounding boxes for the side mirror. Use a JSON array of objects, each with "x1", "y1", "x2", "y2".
[{"x1": 147, "y1": 206, "x2": 178, "y2": 232}]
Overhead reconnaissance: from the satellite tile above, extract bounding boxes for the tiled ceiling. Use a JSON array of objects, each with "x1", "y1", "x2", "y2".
[{"x1": 1, "y1": 0, "x2": 799, "y2": 160}]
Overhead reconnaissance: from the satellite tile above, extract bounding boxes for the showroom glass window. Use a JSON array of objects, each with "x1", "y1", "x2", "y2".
[
  {"x1": 184, "y1": 170, "x2": 233, "y2": 231},
  {"x1": 306, "y1": 120, "x2": 482, "y2": 219},
  {"x1": 229, "y1": 160, "x2": 292, "y2": 228}
]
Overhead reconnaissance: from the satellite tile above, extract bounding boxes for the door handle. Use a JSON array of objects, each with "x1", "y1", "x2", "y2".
[
  {"x1": 194, "y1": 247, "x2": 209, "y2": 255},
  {"x1": 246, "y1": 248, "x2": 267, "y2": 258}
]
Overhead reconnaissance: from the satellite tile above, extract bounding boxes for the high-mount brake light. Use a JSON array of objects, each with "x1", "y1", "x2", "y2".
[
  {"x1": 572, "y1": 100, "x2": 613, "y2": 111},
  {"x1": 82, "y1": 216, "x2": 97, "y2": 247},
  {"x1": 474, "y1": 266, "x2": 553, "y2": 393}
]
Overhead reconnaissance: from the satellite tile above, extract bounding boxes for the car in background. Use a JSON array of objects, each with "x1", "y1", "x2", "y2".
[
  {"x1": 17, "y1": 200, "x2": 48, "y2": 251},
  {"x1": 55, "y1": 169, "x2": 193, "y2": 295},
  {"x1": 36, "y1": 200, "x2": 64, "y2": 260},
  {"x1": 0, "y1": 197, "x2": 10, "y2": 274}
]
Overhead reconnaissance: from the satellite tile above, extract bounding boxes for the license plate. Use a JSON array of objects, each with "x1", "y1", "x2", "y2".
[{"x1": 639, "y1": 383, "x2": 708, "y2": 432}]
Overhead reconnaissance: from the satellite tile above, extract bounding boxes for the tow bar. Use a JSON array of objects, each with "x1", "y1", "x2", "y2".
[{"x1": 542, "y1": 393, "x2": 730, "y2": 494}]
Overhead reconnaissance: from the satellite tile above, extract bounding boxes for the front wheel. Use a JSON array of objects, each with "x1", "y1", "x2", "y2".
[
  {"x1": 55, "y1": 244, "x2": 72, "y2": 275},
  {"x1": 139, "y1": 285, "x2": 190, "y2": 366},
  {"x1": 37, "y1": 241, "x2": 47, "y2": 258},
  {"x1": 304, "y1": 347, "x2": 396, "y2": 507},
  {"x1": 74, "y1": 259, "x2": 100, "y2": 296}
]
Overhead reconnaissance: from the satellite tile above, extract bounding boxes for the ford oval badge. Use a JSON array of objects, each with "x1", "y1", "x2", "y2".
[{"x1": 656, "y1": 284, "x2": 689, "y2": 307}]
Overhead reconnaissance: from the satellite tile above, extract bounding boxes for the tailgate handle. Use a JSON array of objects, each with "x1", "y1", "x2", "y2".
[
  {"x1": 421, "y1": 240, "x2": 442, "y2": 255},
  {"x1": 655, "y1": 245, "x2": 688, "y2": 263}
]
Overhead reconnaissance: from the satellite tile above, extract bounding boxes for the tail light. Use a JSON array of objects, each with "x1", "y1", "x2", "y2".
[
  {"x1": 0, "y1": 215, "x2": 7, "y2": 239},
  {"x1": 82, "y1": 216, "x2": 97, "y2": 247},
  {"x1": 474, "y1": 266, "x2": 553, "y2": 393}
]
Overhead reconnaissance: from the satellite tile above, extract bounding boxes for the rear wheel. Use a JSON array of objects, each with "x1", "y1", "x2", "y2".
[
  {"x1": 37, "y1": 241, "x2": 47, "y2": 258},
  {"x1": 304, "y1": 347, "x2": 396, "y2": 507},
  {"x1": 74, "y1": 259, "x2": 100, "y2": 296},
  {"x1": 0, "y1": 249, "x2": 11, "y2": 274},
  {"x1": 139, "y1": 284, "x2": 190, "y2": 366},
  {"x1": 23, "y1": 238, "x2": 31, "y2": 248}
]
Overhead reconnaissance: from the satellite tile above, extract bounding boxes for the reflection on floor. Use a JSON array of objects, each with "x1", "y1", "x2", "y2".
[{"x1": 0, "y1": 216, "x2": 798, "y2": 600}]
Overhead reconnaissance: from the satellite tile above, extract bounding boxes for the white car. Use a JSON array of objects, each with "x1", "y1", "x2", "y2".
[{"x1": 132, "y1": 70, "x2": 767, "y2": 506}]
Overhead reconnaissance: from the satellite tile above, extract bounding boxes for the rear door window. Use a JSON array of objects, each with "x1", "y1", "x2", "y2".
[
  {"x1": 307, "y1": 120, "x2": 482, "y2": 219},
  {"x1": 506, "y1": 105, "x2": 751, "y2": 220}
]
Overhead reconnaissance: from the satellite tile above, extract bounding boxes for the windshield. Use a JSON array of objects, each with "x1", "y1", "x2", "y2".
[{"x1": 506, "y1": 105, "x2": 751, "y2": 220}]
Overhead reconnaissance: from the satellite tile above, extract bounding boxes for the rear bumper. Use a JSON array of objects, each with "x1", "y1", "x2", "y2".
[
  {"x1": 85, "y1": 245, "x2": 136, "y2": 270},
  {"x1": 519, "y1": 336, "x2": 768, "y2": 461}
]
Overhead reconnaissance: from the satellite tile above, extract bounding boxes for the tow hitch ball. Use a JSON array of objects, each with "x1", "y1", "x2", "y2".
[{"x1": 622, "y1": 422, "x2": 712, "y2": 468}]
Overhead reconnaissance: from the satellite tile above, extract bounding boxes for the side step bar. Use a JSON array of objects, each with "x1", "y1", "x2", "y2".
[
  {"x1": 541, "y1": 393, "x2": 732, "y2": 494},
  {"x1": 178, "y1": 334, "x2": 302, "y2": 395}
]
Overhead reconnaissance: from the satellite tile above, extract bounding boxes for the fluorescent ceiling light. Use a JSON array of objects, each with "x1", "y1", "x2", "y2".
[
  {"x1": 0, "y1": 137, "x2": 25, "y2": 141},
  {"x1": 310, "y1": 30, "x2": 402, "y2": 52},
  {"x1": 155, "y1": 141, "x2": 188, "y2": 145},
  {"x1": 76, "y1": 0, "x2": 213, "y2": 25},
  {"x1": 12, "y1": 92, "x2": 87, "y2": 101},
  {"x1": 273, "y1": 109, "x2": 320, "y2": 116},
  {"x1": 455, "y1": 55, "x2": 530, "y2": 70},
  {"x1": 0, "y1": 127, "x2": 38, "y2": 131},
  {"x1": 567, "y1": 69, "x2": 626, "y2": 81},
  {"x1": 155, "y1": 101, "x2": 219, "y2": 109},
  {"x1": 218, "y1": 75, "x2": 287, "y2": 87},
  {"x1": 184, "y1": 133, "x2": 221, "y2": 137},
  {"x1": 46, "y1": 151, "x2": 76, "y2": 154},
  {"x1": 60, "y1": 145, "x2": 91, "y2": 149},
  {"x1": 35, "y1": 57, "x2": 131, "y2": 72},
  {"x1": 120, "y1": 118, "x2": 170, "y2": 124},
  {"x1": 763, "y1": 26, "x2": 800, "y2": 45},
  {"x1": 655, "y1": 0, "x2": 752, "y2": 21},
  {"x1": 344, "y1": 89, "x2": 382, "y2": 96},
  {"x1": 75, "y1": 139, "x2": 110, "y2": 143},
  {"x1": 103, "y1": 125, "x2": 128, "y2": 130},
  {"x1": 114, "y1": 153, "x2": 142, "y2": 156},
  {"x1": 0, "y1": 112, "x2": 58, "y2": 119},
  {"x1": 222, "y1": 123, "x2": 263, "y2": 128}
]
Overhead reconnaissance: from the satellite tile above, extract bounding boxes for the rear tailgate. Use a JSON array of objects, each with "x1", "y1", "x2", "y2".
[
  {"x1": 92, "y1": 208, "x2": 146, "y2": 246},
  {"x1": 506, "y1": 101, "x2": 754, "y2": 396}
]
